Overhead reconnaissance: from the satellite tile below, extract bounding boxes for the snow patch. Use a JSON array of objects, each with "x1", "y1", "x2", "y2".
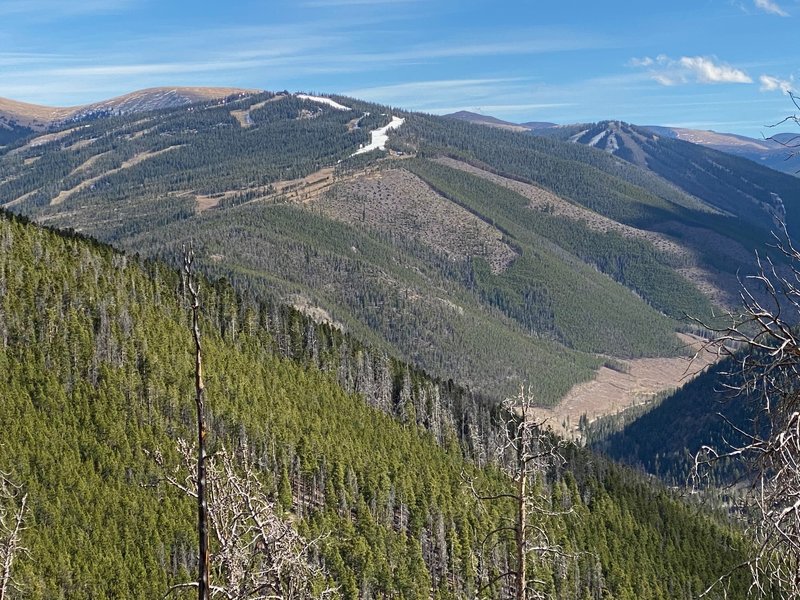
[
  {"x1": 568, "y1": 129, "x2": 589, "y2": 143},
  {"x1": 605, "y1": 133, "x2": 619, "y2": 153},
  {"x1": 352, "y1": 116, "x2": 405, "y2": 156},
  {"x1": 296, "y1": 94, "x2": 351, "y2": 111},
  {"x1": 587, "y1": 130, "x2": 608, "y2": 147}
]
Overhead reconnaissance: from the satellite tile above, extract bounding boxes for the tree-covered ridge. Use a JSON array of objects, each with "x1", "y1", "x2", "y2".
[
  {"x1": 0, "y1": 123, "x2": 32, "y2": 147},
  {"x1": 0, "y1": 211, "x2": 756, "y2": 598},
  {"x1": 588, "y1": 359, "x2": 756, "y2": 486},
  {"x1": 117, "y1": 199, "x2": 601, "y2": 404},
  {"x1": 393, "y1": 114, "x2": 710, "y2": 225},
  {"x1": 0, "y1": 92, "x2": 391, "y2": 221},
  {"x1": 564, "y1": 121, "x2": 800, "y2": 238},
  {"x1": 0, "y1": 93, "x2": 792, "y2": 404},
  {"x1": 396, "y1": 114, "x2": 797, "y2": 274},
  {"x1": 403, "y1": 158, "x2": 712, "y2": 350}
]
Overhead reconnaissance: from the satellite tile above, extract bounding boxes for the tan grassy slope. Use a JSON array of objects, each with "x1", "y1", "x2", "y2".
[{"x1": 0, "y1": 86, "x2": 261, "y2": 130}]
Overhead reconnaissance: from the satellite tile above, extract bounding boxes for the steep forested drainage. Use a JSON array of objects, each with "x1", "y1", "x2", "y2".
[{"x1": 0, "y1": 210, "x2": 756, "y2": 598}]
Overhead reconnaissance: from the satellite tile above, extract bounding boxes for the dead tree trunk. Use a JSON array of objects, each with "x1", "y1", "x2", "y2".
[
  {"x1": 0, "y1": 473, "x2": 26, "y2": 600},
  {"x1": 184, "y1": 246, "x2": 210, "y2": 600},
  {"x1": 515, "y1": 447, "x2": 527, "y2": 600},
  {"x1": 464, "y1": 385, "x2": 573, "y2": 600}
]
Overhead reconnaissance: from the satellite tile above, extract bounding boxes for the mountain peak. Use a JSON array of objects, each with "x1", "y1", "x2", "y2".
[
  {"x1": 443, "y1": 110, "x2": 535, "y2": 132},
  {"x1": 0, "y1": 86, "x2": 262, "y2": 132}
]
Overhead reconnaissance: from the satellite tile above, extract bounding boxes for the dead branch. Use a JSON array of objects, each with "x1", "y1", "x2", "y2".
[
  {"x1": 464, "y1": 385, "x2": 577, "y2": 600},
  {"x1": 159, "y1": 441, "x2": 334, "y2": 600},
  {"x1": 692, "y1": 232, "x2": 800, "y2": 598},
  {"x1": 0, "y1": 471, "x2": 27, "y2": 600}
]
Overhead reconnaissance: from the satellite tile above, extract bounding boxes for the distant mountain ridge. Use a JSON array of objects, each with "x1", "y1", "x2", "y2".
[
  {"x1": 643, "y1": 125, "x2": 798, "y2": 175},
  {"x1": 0, "y1": 86, "x2": 260, "y2": 133},
  {"x1": 444, "y1": 109, "x2": 798, "y2": 176},
  {"x1": 444, "y1": 110, "x2": 556, "y2": 132}
]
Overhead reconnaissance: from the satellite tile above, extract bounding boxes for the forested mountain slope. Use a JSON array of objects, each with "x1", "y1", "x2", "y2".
[
  {"x1": 0, "y1": 87, "x2": 257, "y2": 132},
  {"x1": 588, "y1": 359, "x2": 755, "y2": 486},
  {"x1": 0, "y1": 210, "x2": 757, "y2": 599},
  {"x1": 644, "y1": 125, "x2": 799, "y2": 177},
  {"x1": 0, "y1": 90, "x2": 795, "y2": 403}
]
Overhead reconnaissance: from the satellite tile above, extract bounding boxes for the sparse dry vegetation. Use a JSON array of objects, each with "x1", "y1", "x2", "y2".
[
  {"x1": 536, "y1": 333, "x2": 719, "y2": 439},
  {"x1": 316, "y1": 167, "x2": 518, "y2": 273}
]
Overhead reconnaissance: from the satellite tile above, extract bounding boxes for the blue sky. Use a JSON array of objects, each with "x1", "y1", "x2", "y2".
[{"x1": 1, "y1": 0, "x2": 797, "y2": 136}]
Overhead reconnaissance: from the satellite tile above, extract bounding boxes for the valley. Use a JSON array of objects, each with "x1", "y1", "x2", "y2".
[
  {"x1": 2, "y1": 89, "x2": 796, "y2": 405},
  {"x1": 536, "y1": 333, "x2": 720, "y2": 439},
  {"x1": 0, "y1": 84, "x2": 798, "y2": 599}
]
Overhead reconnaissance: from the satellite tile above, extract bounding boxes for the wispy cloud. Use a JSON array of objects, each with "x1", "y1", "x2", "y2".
[
  {"x1": 753, "y1": 0, "x2": 789, "y2": 16},
  {"x1": 302, "y1": 0, "x2": 419, "y2": 5},
  {"x1": 0, "y1": 0, "x2": 137, "y2": 17},
  {"x1": 760, "y1": 74, "x2": 794, "y2": 92},
  {"x1": 309, "y1": 30, "x2": 612, "y2": 69},
  {"x1": 345, "y1": 77, "x2": 532, "y2": 96},
  {"x1": 344, "y1": 77, "x2": 533, "y2": 108},
  {"x1": 426, "y1": 102, "x2": 577, "y2": 116},
  {"x1": 1, "y1": 20, "x2": 615, "y2": 106},
  {"x1": 631, "y1": 54, "x2": 752, "y2": 85},
  {"x1": 343, "y1": 77, "x2": 583, "y2": 120}
]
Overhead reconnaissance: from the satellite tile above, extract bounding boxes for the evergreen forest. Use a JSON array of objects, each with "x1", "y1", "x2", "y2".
[{"x1": 0, "y1": 210, "x2": 759, "y2": 598}]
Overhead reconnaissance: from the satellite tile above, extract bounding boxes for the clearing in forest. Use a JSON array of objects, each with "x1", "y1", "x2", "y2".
[
  {"x1": 314, "y1": 167, "x2": 518, "y2": 273},
  {"x1": 534, "y1": 333, "x2": 719, "y2": 439}
]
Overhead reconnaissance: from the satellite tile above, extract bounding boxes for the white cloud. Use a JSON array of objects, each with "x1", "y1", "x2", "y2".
[
  {"x1": 760, "y1": 74, "x2": 794, "y2": 92},
  {"x1": 678, "y1": 56, "x2": 752, "y2": 84},
  {"x1": 631, "y1": 54, "x2": 752, "y2": 85},
  {"x1": 628, "y1": 57, "x2": 654, "y2": 67},
  {"x1": 753, "y1": 0, "x2": 789, "y2": 16}
]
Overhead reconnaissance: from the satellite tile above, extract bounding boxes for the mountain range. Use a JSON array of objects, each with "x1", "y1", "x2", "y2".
[
  {"x1": 0, "y1": 85, "x2": 792, "y2": 598},
  {"x1": 445, "y1": 109, "x2": 799, "y2": 177},
  {"x1": 0, "y1": 86, "x2": 258, "y2": 145},
  {"x1": 1, "y1": 87, "x2": 797, "y2": 416}
]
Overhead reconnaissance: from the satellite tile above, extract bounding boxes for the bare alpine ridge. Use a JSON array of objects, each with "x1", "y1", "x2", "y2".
[{"x1": 0, "y1": 86, "x2": 261, "y2": 132}]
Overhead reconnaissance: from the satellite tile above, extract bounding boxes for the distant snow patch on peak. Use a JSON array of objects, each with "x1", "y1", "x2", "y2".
[
  {"x1": 296, "y1": 94, "x2": 351, "y2": 111},
  {"x1": 605, "y1": 133, "x2": 619, "y2": 153},
  {"x1": 352, "y1": 116, "x2": 405, "y2": 156},
  {"x1": 587, "y1": 130, "x2": 608, "y2": 147},
  {"x1": 568, "y1": 129, "x2": 588, "y2": 143}
]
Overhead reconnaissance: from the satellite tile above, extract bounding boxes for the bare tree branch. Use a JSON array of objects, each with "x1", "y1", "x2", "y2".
[
  {"x1": 0, "y1": 471, "x2": 27, "y2": 600},
  {"x1": 158, "y1": 441, "x2": 335, "y2": 600},
  {"x1": 692, "y1": 231, "x2": 800, "y2": 598}
]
